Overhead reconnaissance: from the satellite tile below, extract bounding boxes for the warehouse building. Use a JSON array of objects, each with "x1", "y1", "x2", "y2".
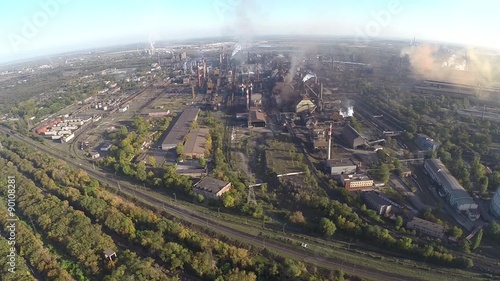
[
  {"x1": 160, "y1": 108, "x2": 200, "y2": 150},
  {"x1": 193, "y1": 177, "x2": 231, "y2": 199},
  {"x1": 183, "y1": 128, "x2": 209, "y2": 159},
  {"x1": 342, "y1": 124, "x2": 366, "y2": 149},
  {"x1": 406, "y1": 217, "x2": 445, "y2": 238},
  {"x1": 325, "y1": 157, "x2": 358, "y2": 176},
  {"x1": 424, "y1": 158, "x2": 479, "y2": 221}
]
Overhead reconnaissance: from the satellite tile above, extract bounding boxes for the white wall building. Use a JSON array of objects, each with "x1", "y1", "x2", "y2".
[{"x1": 424, "y1": 159, "x2": 480, "y2": 221}]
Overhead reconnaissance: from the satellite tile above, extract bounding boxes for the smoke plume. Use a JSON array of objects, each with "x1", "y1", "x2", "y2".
[
  {"x1": 400, "y1": 43, "x2": 498, "y2": 87},
  {"x1": 340, "y1": 106, "x2": 354, "y2": 117}
]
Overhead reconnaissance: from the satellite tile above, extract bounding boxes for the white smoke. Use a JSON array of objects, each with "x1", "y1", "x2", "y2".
[
  {"x1": 302, "y1": 73, "x2": 316, "y2": 82},
  {"x1": 340, "y1": 106, "x2": 354, "y2": 117},
  {"x1": 232, "y1": 43, "x2": 243, "y2": 57}
]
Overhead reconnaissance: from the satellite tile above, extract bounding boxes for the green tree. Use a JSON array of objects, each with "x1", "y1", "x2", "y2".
[
  {"x1": 395, "y1": 216, "x2": 403, "y2": 230},
  {"x1": 176, "y1": 142, "x2": 184, "y2": 155},
  {"x1": 320, "y1": 217, "x2": 337, "y2": 237},
  {"x1": 222, "y1": 193, "x2": 235, "y2": 208},
  {"x1": 148, "y1": 156, "x2": 157, "y2": 167},
  {"x1": 378, "y1": 164, "x2": 390, "y2": 184},
  {"x1": 472, "y1": 229, "x2": 483, "y2": 250},
  {"x1": 449, "y1": 226, "x2": 463, "y2": 239}
]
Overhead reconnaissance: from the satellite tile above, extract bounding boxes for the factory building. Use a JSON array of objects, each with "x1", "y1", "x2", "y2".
[
  {"x1": 424, "y1": 159, "x2": 480, "y2": 221},
  {"x1": 248, "y1": 109, "x2": 266, "y2": 127},
  {"x1": 406, "y1": 217, "x2": 445, "y2": 239},
  {"x1": 193, "y1": 177, "x2": 231, "y2": 200},
  {"x1": 491, "y1": 188, "x2": 500, "y2": 219},
  {"x1": 341, "y1": 174, "x2": 374, "y2": 191},
  {"x1": 325, "y1": 157, "x2": 358, "y2": 176},
  {"x1": 415, "y1": 134, "x2": 439, "y2": 151},
  {"x1": 362, "y1": 191, "x2": 394, "y2": 216},
  {"x1": 182, "y1": 128, "x2": 209, "y2": 159},
  {"x1": 342, "y1": 124, "x2": 366, "y2": 149},
  {"x1": 160, "y1": 108, "x2": 200, "y2": 150}
]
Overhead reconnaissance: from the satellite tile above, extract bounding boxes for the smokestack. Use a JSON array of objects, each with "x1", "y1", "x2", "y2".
[
  {"x1": 203, "y1": 60, "x2": 207, "y2": 79},
  {"x1": 327, "y1": 123, "x2": 333, "y2": 160},
  {"x1": 192, "y1": 85, "x2": 195, "y2": 99},
  {"x1": 197, "y1": 65, "x2": 201, "y2": 88},
  {"x1": 246, "y1": 87, "x2": 250, "y2": 110},
  {"x1": 320, "y1": 83, "x2": 323, "y2": 101},
  {"x1": 257, "y1": 65, "x2": 260, "y2": 80}
]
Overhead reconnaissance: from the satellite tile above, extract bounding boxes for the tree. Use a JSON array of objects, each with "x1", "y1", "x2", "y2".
[
  {"x1": 378, "y1": 164, "x2": 390, "y2": 184},
  {"x1": 288, "y1": 211, "x2": 306, "y2": 225},
  {"x1": 449, "y1": 226, "x2": 463, "y2": 239},
  {"x1": 199, "y1": 157, "x2": 206, "y2": 168},
  {"x1": 472, "y1": 229, "x2": 483, "y2": 250},
  {"x1": 148, "y1": 156, "x2": 157, "y2": 168},
  {"x1": 176, "y1": 142, "x2": 184, "y2": 155},
  {"x1": 395, "y1": 216, "x2": 403, "y2": 230},
  {"x1": 486, "y1": 221, "x2": 500, "y2": 237},
  {"x1": 320, "y1": 217, "x2": 336, "y2": 237},
  {"x1": 222, "y1": 193, "x2": 235, "y2": 208}
]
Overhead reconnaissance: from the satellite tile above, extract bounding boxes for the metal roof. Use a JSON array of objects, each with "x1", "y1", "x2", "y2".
[
  {"x1": 161, "y1": 108, "x2": 200, "y2": 148},
  {"x1": 424, "y1": 159, "x2": 475, "y2": 207}
]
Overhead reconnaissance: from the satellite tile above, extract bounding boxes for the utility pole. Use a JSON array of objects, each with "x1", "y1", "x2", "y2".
[
  {"x1": 173, "y1": 192, "x2": 176, "y2": 202},
  {"x1": 283, "y1": 223, "x2": 286, "y2": 234}
]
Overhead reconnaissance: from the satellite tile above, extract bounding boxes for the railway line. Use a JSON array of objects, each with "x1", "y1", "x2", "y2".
[{"x1": 0, "y1": 124, "x2": 424, "y2": 281}]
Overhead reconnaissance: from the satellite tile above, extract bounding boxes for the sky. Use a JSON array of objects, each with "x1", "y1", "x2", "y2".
[{"x1": 0, "y1": 0, "x2": 499, "y2": 63}]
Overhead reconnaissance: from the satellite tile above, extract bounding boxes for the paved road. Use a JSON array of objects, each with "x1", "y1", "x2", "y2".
[{"x1": 0, "y1": 127, "x2": 425, "y2": 281}]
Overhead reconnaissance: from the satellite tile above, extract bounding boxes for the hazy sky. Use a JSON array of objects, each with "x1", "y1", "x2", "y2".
[{"x1": 1, "y1": 0, "x2": 499, "y2": 63}]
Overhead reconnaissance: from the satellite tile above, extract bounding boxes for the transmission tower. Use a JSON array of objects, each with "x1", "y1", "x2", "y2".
[{"x1": 247, "y1": 185, "x2": 257, "y2": 205}]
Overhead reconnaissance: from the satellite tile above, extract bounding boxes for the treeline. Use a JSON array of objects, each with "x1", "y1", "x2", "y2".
[
  {"x1": 306, "y1": 195, "x2": 474, "y2": 269},
  {"x1": 0, "y1": 204, "x2": 73, "y2": 281},
  {"x1": 0, "y1": 147, "x2": 173, "y2": 280},
  {"x1": 0, "y1": 137, "x2": 338, "y2": 280}
]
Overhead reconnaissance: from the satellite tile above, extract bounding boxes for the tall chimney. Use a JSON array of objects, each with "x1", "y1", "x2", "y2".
[
  {"x1": 246, "y1": 87, "x2": 250, "y2": 110},
  {"x1": 192, "y1": 85, "x2": 195, "y2": 99},
  {"x1": 327, "y1": 123, "x2": 333, "y2": 160},
  {"x1": 320, "y1": 83, "x2": 323, "y2": 101},
  {"x1": 197, "y1": 65, "x2": 201, "y2": 88}
]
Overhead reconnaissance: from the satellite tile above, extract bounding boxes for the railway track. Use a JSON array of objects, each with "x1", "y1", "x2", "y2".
[{"x1": 0, "y1": 126, "x2": 423, "y2": 281}]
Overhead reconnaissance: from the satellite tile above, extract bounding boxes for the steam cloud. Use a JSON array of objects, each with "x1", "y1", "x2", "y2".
[{"x1": 339, "y1": 106, "x2": 354, "y2": 117}]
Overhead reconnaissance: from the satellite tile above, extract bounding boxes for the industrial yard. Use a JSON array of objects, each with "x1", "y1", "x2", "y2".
[{"x1": 2, "y1": 36, "x2": 500, "y2": 280}]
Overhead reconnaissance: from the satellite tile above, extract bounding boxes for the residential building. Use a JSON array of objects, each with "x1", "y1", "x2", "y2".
[
  {"x1": 193, "y1": 177, "x2": 231, "y2": 199},
  {"x1": 406, "y1": 217, "x2": 445, "y2": 238},
  {"x1": 424, "y1": 158, "x2": 479, "y2": 221},
  {"x1": 415, "y1": 134, "x2": 440, "y2": 151}
]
